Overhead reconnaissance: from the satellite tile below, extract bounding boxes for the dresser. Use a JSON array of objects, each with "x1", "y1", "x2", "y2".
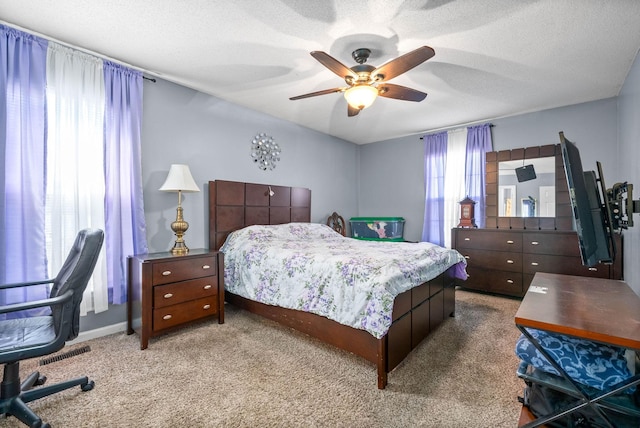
[
  {"x1": 127, "y1": 249, "x2": 224, "y2": 349},
  {"x1": 451, "y1": 228, "x2": 623, "y2": 298}
]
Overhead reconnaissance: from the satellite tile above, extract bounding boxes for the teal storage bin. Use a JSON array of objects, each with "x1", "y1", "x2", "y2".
[{"x1": 349, "y1": 217, "x2": 405, "y2": 241}]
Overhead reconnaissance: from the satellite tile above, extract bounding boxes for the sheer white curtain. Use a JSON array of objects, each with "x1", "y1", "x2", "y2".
[
  {"x1": 45, "y1": 43, "x2": 108, "y2": 315},
  {"x1": 442, "y1": 128, "x2": 467, "y2": 248}
]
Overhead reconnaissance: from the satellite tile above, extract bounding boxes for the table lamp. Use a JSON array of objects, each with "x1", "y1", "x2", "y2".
[{"x1": 159, "y1": 164, "x2": 200, "y2": 254}]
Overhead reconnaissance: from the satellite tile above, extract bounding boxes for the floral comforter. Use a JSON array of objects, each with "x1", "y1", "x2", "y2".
[{"x1": 220, "y1": 223, "x2": 467, "y2": 339}]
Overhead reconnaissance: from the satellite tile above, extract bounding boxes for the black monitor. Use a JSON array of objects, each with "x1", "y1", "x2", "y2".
[{"x1": 559, "y1": 132, "x2": 615, "y2": 267}]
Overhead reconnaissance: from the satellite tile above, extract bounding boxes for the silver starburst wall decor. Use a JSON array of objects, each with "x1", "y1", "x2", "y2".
[{"x1": 251, "y1": 133, "x2": 281, "y2": 171}]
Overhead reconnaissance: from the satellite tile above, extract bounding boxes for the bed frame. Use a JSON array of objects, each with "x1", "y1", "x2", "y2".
[{"x1": 208, "y1": 179, "x2": 456, "y2": 389}]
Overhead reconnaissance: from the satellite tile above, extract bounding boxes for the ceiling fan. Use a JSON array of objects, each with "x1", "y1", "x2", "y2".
[{"x1": 290, "y1": 46, "x2": 435, "y2": 117}]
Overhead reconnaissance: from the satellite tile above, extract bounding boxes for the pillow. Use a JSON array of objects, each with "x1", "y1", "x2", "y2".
[{"x1": 515, "y1": 328, "x2": 634, "y2": 392}]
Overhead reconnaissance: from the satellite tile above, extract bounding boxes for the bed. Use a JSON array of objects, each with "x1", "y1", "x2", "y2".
[{"x1": 208, "y1": 179, "x2": 467, "y2": 389}]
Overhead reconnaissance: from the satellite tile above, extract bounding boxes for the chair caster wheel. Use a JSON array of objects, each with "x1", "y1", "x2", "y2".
[
  {"x1": 35, "y1": 375, "x2": 47, "y2": 386},
  {"x1": 81, "y1": 380, "x2": 95, "y2": 392}
]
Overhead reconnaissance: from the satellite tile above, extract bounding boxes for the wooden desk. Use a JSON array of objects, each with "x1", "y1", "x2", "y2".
[
  {"x1": 515, "y1": 272, "x2": 640, "y2": 427},
  {"x1": 515, "y1": 272, "x2": 640, "y2": 349}
]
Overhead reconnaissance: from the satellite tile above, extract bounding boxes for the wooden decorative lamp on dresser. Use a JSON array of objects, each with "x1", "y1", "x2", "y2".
[
  {"x1": 452, "y1": 144, "x2": 623, "y2": 298},
  {"x1": 127, "y1": 249, "x2": 224, "y2": 349}
]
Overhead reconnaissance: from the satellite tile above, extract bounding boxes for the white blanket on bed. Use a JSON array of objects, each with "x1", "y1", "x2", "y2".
[{"x1": 220, "y1": 223, "x2": 466, "y2": 338}]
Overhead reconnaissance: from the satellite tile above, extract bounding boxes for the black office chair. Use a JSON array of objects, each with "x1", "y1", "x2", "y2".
[{"x1": 0, "y1": 228, "x2": 104, "y2": 428}]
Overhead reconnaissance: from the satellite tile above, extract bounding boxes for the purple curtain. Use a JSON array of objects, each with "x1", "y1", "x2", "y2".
[
  {"x1": 0, "y1": 25, "x2": 50, "y2": 317},
  {"x1": 103, "y1": 61, "x2": 147, "y2": 305},
  {"x1": 421, "y1": 131, "x2": 448, "y2": 245},
  {"x1": 0, "y1": 29, "x2": 148, "y2": 313},
  {"x1": 465, "y1": 124, "x2": 493, "y2": 228}
]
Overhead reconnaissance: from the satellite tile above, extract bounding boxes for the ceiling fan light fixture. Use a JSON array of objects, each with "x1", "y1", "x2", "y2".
[{"x1": 344, "y1": 85, "x2": 378, "y2": 110}]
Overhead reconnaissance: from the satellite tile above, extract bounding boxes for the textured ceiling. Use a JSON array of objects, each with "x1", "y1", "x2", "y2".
[{"x1": 2, "y1": 1, "x2": 640, "y2": 144}]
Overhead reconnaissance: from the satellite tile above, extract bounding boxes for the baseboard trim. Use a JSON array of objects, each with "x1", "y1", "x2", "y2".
[{"x1": 68, "y1": 322, "x2": 128, "y2": 345}]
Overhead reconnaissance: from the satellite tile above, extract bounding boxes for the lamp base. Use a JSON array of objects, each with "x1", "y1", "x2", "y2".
[
  {"x1": 170, "y1": 205, "x2": 190, "y2": 255},
  {"x1": 170, "y1": 241, "x2": 189, "y2": 255}
]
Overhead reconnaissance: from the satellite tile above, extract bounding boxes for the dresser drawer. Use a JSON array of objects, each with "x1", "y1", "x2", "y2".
[
  {"x1": 451, "y1": 228, "x2": 622, "y2": 299},
  {"x1": 153, "y1": 276, "x2": 217, "y2": 308},
  {"x1": 464, "y1": 266, "x2": 523, "y2": 297},
  {"x1": 153, "y1": 296, "x2": 218, "y2": 331},
  {"x1": 522, "y1": 254, "x2": 610, "y2": 278},
  {"x1": 152, "y1": 256, "x2": 216, "y2": 285},
  {"x1": 458, "y1": 248, "x2": 522, "y2": 273},
  {"x1": 523, "y1": 232, "x2": 580, "y2": 257},
  {"x1": 456, "y1": 229, "x2": 522, "y2": 252}
]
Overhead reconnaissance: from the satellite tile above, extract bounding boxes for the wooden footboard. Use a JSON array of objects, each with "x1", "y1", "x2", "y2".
[{"x1": 226, "y1": 266, "x2": 456, "y2": 389}]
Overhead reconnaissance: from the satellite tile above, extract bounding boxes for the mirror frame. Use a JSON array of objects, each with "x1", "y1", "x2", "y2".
[{"x1": 485, "y1": 144, "x2": 573, "y2": 230}]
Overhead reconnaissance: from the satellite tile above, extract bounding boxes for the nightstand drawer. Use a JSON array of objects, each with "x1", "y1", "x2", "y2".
[
  {"x1": 153, "y1": 296, "x2": 218, "y2": 331},
  {"x1": 153, "y1": 276, "x2": 217, "y2": 308},
  {"x1": 152, "y1": 256, "x2": 216, "y2": 285}
]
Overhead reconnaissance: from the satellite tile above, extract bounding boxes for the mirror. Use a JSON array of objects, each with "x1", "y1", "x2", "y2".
[
  {"x1": 498, "y1": 157, "x2": 556, "y2": 217},
  {"x1": 486, "y1": 144, "x2": 573, "y2": 230}
]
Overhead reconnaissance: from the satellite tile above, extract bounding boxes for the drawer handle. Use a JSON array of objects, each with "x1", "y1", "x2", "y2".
[
  {"x1": 202, "y1": 265, "x2": 211, "y2": 269},
  {"x1": 531, "y1": 262, "x2": 539, "y2": 266},
  {"x1": 588, "y1": 267, "x2": 598, "y2": 271},
  {"x1": 506, "y1": 240, "x2": 514, "y2": 244},
  {"x1": 203, "y1": 304, "x2": 211, "y2": 310},
  {"x1": 204, "y1": 284, "x2": 212, "y2": 290},
  {"x1": 464, "y1": 237, "x2": 470, "y2": 241},
  {"x1": 162, "y1": 270, "x2": 172, "y2": 276},
  {"x1": 163, "y1": 314, "x2": 172, "y2": 320},
  {"x1": 531, "y1": 241, "x2": 539, "y2": 245},
  {"x1": 506, "y1": 260, "x2": 514, "y2": 264},
  {"x1": 507, "y1": 279, "x2": 514, "y2": 284},
  {"x1": 163, "y1": 293, "x2": 173, "y2": 299}
]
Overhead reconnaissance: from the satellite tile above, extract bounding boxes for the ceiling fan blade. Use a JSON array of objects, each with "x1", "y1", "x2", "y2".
[
  {"x1": 289, "y1": 87, "x2": 346, "y2": 100},
  {"x1": 378, "y1": 83, "x2": 427, "y2": 102},
  {"x1": 347, "y1": 104, "x2": 361, "y2": 117},
  {"x1": 311, "y1": 51, "x2": 358, "y2": 80},
  {"x1": 372, "y1": 46, "x2": 435, "y2": 82}
]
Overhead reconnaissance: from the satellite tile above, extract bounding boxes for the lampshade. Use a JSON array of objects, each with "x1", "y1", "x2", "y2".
[
  {"x1": 344, "y1": 85, "x2": 378, "y2": 110},
  {"x1": 159, "y1": 164, "x2": 200, "y2": 193}
]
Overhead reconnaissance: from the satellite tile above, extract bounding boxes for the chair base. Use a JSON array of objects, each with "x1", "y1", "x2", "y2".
[{"x1": 1, "y1": 362, "x2": 94, "y2": 428}]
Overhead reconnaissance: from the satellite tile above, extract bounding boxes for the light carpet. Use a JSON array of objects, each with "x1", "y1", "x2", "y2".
[{"x1": 1, "y1": 290, "x2": 524, "y2": 428}]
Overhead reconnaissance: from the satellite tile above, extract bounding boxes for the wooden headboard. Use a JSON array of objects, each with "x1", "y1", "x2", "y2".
[{"x1": 208, "y1": 180, "x2": 311, "y2": 250}]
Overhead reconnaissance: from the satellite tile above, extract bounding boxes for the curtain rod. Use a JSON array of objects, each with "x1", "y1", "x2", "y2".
[
  {"x1": 1, "y1": 20, "x2": 161, "y2": 82},
  {"x1": 419, "y1": 123, "x2": 494, "y2": 140}
]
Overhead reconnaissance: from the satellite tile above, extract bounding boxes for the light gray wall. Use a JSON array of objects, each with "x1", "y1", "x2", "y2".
[
  {"x1": 358, "y1": 98, "x2": 619, "y2": 243},
  {"x1": 141, "y1": 78, "x2": 359, "y2": 253},
  {"x1": 618, "y1": 49, "x2": 640, "y2": 294},
  {"x1": 358, "y1": 136, "x2": 425, "y2": 242},
  {"x1": 491, "y1": 98, "x2": 619, "y2": 182}
]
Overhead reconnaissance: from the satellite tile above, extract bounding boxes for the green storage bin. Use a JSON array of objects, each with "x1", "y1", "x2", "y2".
[{"x1": 349, "y1": 217, "x2": 405, "y2": 241}]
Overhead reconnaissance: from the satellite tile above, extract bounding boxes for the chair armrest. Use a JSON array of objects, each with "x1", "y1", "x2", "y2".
[
  {"x1": 0, "y1": 290, "x2": 76, "y2": 364},
  {"x1": 0, "y1": 290, "x2": 73, "y2": 315},
  {"x1": 0, "y1": 279, "x2": 53, "y2": 290}
]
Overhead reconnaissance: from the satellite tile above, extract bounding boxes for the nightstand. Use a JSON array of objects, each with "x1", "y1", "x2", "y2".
[{"x1": 127, "y1": 249, "x2": 224, "y2": 349}]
